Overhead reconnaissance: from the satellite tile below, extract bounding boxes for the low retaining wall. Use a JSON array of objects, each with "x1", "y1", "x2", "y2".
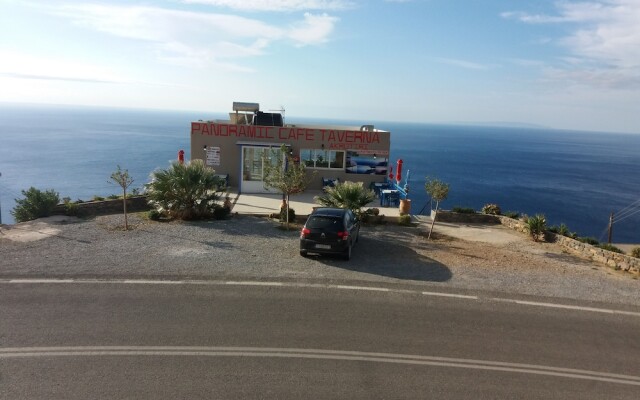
[
  {"x1": 432, "y1": 210, "x2": 500, "y2": 224},
  {"x1": 52, "y1": 196, "x2": 151, "y2": 217},
  {"x1": 495, "y1": 215, "x2": 640, "y2": 274}
]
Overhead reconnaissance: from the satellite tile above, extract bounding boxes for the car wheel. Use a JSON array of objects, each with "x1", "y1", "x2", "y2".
[
  {"x1": 300, "y1": 250, "x2": 308, "y2": 257},
  {"x1": 343, "y1": 244, "x2": 352, "y2": 261}
]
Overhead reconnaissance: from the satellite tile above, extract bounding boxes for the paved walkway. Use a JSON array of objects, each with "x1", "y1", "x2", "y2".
[
  {"x1": 229, "y1": 190, "x2": 525, "y2": 246},
  {"x1": 227, "y1": 189, "x2": 403, "y2": 219}
]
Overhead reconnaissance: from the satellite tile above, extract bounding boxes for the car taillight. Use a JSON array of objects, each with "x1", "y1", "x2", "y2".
[
  {"x1": 301, "y1": 228, "x2": 310, "y2": 238},
  {"x1": 337, "y1": 231, "x2": 349, "y2": 240}
]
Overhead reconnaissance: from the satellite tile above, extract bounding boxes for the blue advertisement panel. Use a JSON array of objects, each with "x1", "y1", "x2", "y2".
[{"x1": 345, "y1": 151, "x2": 388, "y2": 175}]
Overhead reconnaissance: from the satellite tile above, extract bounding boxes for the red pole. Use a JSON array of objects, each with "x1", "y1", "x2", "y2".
[
  {"x1": 178, "y1": 150, "x2": 185, "y2": 164},
  {"x1": 396, "y1": 159, "x2": 403, "y2": 183}
]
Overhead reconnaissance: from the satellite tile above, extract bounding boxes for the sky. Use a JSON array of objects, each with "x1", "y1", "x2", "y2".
[{"x1": 1, "y1": 0, "x2": 640, "y2": 134}]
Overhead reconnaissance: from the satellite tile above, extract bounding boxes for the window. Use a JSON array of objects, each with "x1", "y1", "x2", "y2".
[{"x1": 300, "y1": 149, "x2": 345, "y2": 169}]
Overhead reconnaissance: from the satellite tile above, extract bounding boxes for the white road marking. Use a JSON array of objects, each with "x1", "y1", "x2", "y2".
[
  {"x1": 225, "y1": 281, "x2": 284, "y2": 286},
  {"x1": 422, "y1": 291, "x2": 478, "y2": 300},
  {"x1": 2, "y1": 278, "x2": 639, "y2": 317},
  {"x1": 9, "y1": 279, "x2": 75, "y2": 283},
  {"x1": 1, "y1": 346, "x2": 639, "y2": 386},
  {"x1": 492, "y1": 298, "x2": 640, "y2": 317},
  {"x1": 335, "y1": 285, "x2": 390, "y2": 292}
]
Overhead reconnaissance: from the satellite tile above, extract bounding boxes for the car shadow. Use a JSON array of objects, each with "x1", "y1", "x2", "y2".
[{"x1": 310, "y1": 233, "x2": 452, "y2": 282}]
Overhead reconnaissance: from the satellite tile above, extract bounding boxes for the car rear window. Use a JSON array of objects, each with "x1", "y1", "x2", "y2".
[{"x1": 306, "y1": 216, "x2": 343, "y2": 231}]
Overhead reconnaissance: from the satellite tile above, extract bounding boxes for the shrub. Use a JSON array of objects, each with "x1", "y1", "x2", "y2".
[
  {"x1": 481, "y1": 203, "x2": 501, "y2": 215},
  {"x1": 548, "y1": 224, "x2": 571, "y2": 236},
  {"x1": 315, "y1": 181, "x2": 375, "y2": 218},
  {"x1": 360, "y1": 208, "x2": 384, "y2": 224},
  {"x1": 398, "y1": 214, "x2": 412, "y2": 225},
  {"x1": 597, "y1": 243, "x2": 623, "y2": 254},
  {"x1": 503, "y1": 211, "x2": 520, "y2": 219},
  {"x1": 64, "y1": 201, "x2": 79, "y2": 216},
  {"x1": 525, "y1": 214, "x2": 547, "y2": 242},
  {"x1": 577, "y1": 237, "x2": 600, "y2": 246},
  {"x1": 213, "y1": 205, "x2": 231, "y2": 220},
  {"x1": 92, "y1": 195, "x2": 105, "y2": 202},
  {"x1": 145, "y1": 160, "x2": 225, "y2": 220},
  {"x1": 147, "y1": 209, "x2": 162, "y2": 221},
  {"x1": 631, "y1": 247, "x2": 640, "y2": 258},
  {"x1": 452, "y1": 207, "x2": 476, "y2": 214},
  {"x1": 107, "y1": 194, "x2": 120, "y2": 200},
  {"x1": 11, "y1": 187, "x2": 60, "y2": 223},
  {"x1": 279, "y1": 207, "x2": 295, "y2": 223}
]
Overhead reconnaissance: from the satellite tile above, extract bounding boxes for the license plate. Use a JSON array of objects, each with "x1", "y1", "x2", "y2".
[{"x1": 315, "y1": 244, "x2": 331, "y2": 250}]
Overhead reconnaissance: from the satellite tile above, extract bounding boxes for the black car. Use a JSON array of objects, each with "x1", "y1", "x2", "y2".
[{"x1": 299, "y1": 207, "x2": 360, "y2": 260}]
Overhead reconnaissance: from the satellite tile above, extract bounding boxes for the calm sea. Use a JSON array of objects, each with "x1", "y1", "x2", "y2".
[{"x1": 1, "y1": 104, "x2": 639, "y2": 243}]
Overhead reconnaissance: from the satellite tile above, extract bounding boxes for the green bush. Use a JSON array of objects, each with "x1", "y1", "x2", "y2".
[
  {"x1": 11, "y1": 187, "x2": 60, "y2": 223},
  {"x1": 279, "y1": 207, "x2": 296, "y2": 223},
  {"x1": 631, "y1": 247, "x2": 640, "y2": 258},
  {"x1": 503, "y1": 211, "x2": 520, "y2": 219},
  {"x1": 525, "y1": 214, "x2": 547, "y2": 242},
  {"x1": 145, "y1": 160, "x2": 225, "y2": 220},
  {"x1": 315, "y1": 181, "x2": 375, "y2": 219},
  {"x1": 577, "y1": 237, "x2": 600, "y2": 246},
  {"x1": 548, "y1": 223, "x2": 572, "y2": 237},
  {"x1": 398, "y1": 214, "x2": 412, "y2": 225},
  {"x1": 452, "y1": 206, "x2": 476, "y2": 214},
  {"x1": 64, "y1": 201, "x2": 79, "y2": 216},
  {"x1": 92, "y1": 195, "x2": 105, "y2": 202},
  {"x1": 107, "y1": 194, "x2": 120, "y2": 200},
  {"x1": 147, "y1": 209, "x2": 162, "y2": 221},
  {"x1": 214, "y1": 205, "x2": 231, "y2": 220},
  {"x1": 360, "y1": 208, "x2": 385, "y2": 224},
  {"x1": 597, "y1": 243, "x2": 623, "y2": 254},
  {"x1": 481, "y1": 203, "x2": 501, "y2": 215}
]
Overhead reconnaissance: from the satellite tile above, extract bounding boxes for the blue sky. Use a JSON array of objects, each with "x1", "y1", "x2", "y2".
[{"x1": 1, "y1": 0, "x2": 639, "y2": 133}]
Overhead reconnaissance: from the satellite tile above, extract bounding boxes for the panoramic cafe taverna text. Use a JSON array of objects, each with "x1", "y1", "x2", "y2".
[{"x1": 190, "y1": 102, "x2": 392, "y2": 194}]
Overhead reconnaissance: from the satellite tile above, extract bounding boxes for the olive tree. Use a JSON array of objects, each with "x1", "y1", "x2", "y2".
[
  {"x1": 109, "y1": 165, "x2": 134, "y2": 230},
  {"x1": 262, "y1": 145, "x2": 313, "y2": 229},
  {"x1": 425, "y1": 176, "x2": 450, "y2": 239}
]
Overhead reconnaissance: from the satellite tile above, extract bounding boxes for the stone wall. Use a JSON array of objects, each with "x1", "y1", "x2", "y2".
[
  {"x1": 495, "y1": 215, "x2": 640, "y2": 274},
  {"x1": 52, "y1": 196, "x2": 151, "y2": 218},
  {"x1": 432, "y1": 210, "x2": 500, "y2": 224}
]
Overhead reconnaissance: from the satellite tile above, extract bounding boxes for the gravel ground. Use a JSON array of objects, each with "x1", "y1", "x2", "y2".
[{"x1": 1, "y1": 213, "x2": 638, "y2": 306}]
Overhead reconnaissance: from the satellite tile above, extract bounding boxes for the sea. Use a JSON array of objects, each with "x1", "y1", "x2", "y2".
[{"x1": 1, "y1": 103, "x2": 639, "y2": 244}]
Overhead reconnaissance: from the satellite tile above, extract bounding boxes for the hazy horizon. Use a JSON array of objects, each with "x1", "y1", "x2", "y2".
[{"x1": 3, "y1": 1, "x2": 640, "y2": 134}]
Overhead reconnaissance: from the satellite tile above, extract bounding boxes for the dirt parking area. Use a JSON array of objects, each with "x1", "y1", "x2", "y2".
[{"x1": 0, "y1": 214, "x2": 637, "y2": 305}]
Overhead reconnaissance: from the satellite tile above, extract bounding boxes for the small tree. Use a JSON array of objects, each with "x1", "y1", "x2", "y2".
[
  {"x1": 425, "y1": 176, "x2": 450, "y2": 239},
  {"x1": 262, "y1": 145, "x2": 313, "y2": 229},
  {"x1": 11, "y1": 187, "x2": 60, "y2": 223},
  {"x1": 109, "y1": 165, "x2": 134, "y2": 230}
]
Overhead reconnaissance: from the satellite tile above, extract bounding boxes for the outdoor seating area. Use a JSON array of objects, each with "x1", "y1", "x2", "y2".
[
  {"x1": 380, "y1": 189, "x2": 400, "y2": 207},
  {"x1": 321, "y1": 177, "x2": 340, "y2": 191}
]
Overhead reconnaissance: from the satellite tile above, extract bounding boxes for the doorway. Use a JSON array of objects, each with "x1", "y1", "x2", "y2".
[{"x1": 241, "y1": 146, "x2": 283, "y2": 193}]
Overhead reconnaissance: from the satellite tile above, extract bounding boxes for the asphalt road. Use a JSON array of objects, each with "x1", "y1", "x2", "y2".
[{"x1": 1, "y1": 282, "x2": 639, "y2": 399}]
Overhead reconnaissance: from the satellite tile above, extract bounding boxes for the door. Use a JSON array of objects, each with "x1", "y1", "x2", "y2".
[{"x1": 241, "y1": 146, "x2": 283, "y2": 193}]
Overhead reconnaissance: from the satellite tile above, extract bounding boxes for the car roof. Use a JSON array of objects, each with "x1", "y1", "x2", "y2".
[{"x1": 310, "y1": 207, "x2": 349, "y2": 217}]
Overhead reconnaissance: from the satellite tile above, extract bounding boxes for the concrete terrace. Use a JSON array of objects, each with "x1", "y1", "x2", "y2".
[{"x1": 226, "y1": 189, "x2": 403, "y2": 219}]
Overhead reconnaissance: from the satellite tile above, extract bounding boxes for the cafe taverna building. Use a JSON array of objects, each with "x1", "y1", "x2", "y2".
[{"x1": 190, "y1": 102, "x2": 391, "y2": 193}]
